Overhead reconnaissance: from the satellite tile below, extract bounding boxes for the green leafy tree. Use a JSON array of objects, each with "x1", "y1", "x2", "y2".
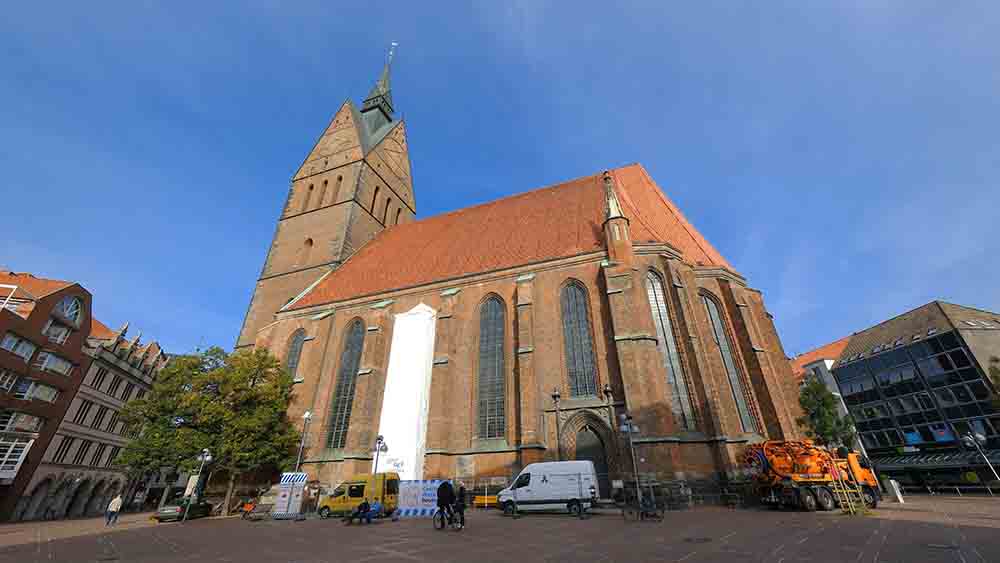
[
  {"x1": 797, "y1": 377, "x2": 857, "y2": 448},
  {"x1": 119, "y1": 347, "x2": 299, "y2": 514}
]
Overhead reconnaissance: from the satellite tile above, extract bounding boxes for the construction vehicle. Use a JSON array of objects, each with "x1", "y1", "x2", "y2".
[{"x1": 742, "y1": 440, "x2": 880, "y2": 512}]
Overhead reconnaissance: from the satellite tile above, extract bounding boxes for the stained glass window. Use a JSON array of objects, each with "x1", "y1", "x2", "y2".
[
  {"x1": 561, "y1": 283, "x2": 597, "y2": 397},
  {"x1": 328, "y1": 320, "x2": 365, "y2": 448},
  {"x1": 646, "y1": 272, "x2": 695, "y2": 429},
  {"x1": 478, "y1": 297, "x2": 506, "y2": 439}
]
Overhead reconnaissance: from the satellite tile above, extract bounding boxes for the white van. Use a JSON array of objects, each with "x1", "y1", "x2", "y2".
[{"x1": 496, "y1": 460, "x2": 598, "y2": 516}]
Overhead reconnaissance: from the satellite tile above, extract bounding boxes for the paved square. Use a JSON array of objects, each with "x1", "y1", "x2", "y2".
[{"x1": 1, "y1": 496, "x2": 998, "y2": 562}]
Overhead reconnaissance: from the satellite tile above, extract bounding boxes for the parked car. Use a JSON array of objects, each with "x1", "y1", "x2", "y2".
[
  {"x1": 155, "y1": 498, "x2": 212, "y2": 522},
  {"x1": 497, "y1": 460, "x2": 598, "y2": 516}
]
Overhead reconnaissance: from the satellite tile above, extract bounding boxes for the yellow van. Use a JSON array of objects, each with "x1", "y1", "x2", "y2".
[{"x1": 317, "y1": 472, "x2": 400, "y2": 519}]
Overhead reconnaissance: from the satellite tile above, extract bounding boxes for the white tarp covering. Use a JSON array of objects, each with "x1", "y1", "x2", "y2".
[{"x1": 373, "y1": 303, "x2": 437, "y2": 480}]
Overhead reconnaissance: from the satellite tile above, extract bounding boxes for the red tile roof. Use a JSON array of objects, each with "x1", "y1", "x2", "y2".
[
  {"x1": 90, "y1": 318, "x2": 116, "y2": 340},
  {"x1": 790, "y1": 336, "x2": 851, "y2": 381},
  {"x1": 0, "y1": 271, "x2": 74, "y2": 300},
  {"x1": 291, "y1": 163, "x2": 731, "y2": 309}
]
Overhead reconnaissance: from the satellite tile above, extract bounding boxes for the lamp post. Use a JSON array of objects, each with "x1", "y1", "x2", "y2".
[
  {"x1": 962, "y1": 432, "x2": 1000, "y2": 482},
  {"x1": 372, "y1": 435, "x2": 388, "y2": 507},
  {"x1": 619, "y1": 413, "x2": 642, "y2": 506},
  {"x1": 182, "y1": 448, "x2": 211, "y2": 523},
  {"x1": 551, "y1": 388, "x2": 562, "y2": 461},
  {"x1": 295, "y1": 411, "x2": 313, "y2": 473}
]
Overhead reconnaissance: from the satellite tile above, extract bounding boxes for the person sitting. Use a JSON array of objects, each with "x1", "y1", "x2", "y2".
[
  {"x1": 368, "y1": 500, "x2": 383, "y2": 523},
  {"x1": 344, "y1": 499, "x2": 371, "y2": 525}
]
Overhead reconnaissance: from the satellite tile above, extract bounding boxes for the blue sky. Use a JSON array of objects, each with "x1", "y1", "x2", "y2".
[{"x1": 3, "y1": 2, "x2": 998, "y2": 357}]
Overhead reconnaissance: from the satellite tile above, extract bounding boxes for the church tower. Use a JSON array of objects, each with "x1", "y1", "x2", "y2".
[{"x1": 236, "y1": 47, "x2": 415, "y2": 348}]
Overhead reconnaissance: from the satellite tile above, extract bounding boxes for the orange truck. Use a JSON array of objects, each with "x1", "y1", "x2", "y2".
[{"x1": 742, "y1": 440, "x2": 881, "y2": 511}]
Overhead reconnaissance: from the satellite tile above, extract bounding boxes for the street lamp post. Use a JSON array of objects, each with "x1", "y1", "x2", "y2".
[
  {"x1": 962, "y1": 432, "x2": 1000, "y2": 482},
  {"x1": 295, "y1": 411, "x2": 313, "y2": 473},
  {"x1": 551, "y1": 388, "x2": 562, "y2": 461},
  {"x1": 372, "y1": 435, "x2": 388, "y2": 507},
  {"x1": 619, "y1": 413, "x2": 642, "y2": 506},
  {"x1": 182, "y1": 448, "x2": 211, "y2": 523}
]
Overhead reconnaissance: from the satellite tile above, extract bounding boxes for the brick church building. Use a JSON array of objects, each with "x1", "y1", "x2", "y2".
[{"x1": 238, "y1": 53, "x2": 802, "y2": 491}]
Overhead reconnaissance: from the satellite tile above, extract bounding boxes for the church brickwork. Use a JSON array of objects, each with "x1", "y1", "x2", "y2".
[{"x1": 244, "y1": 57, "x2": 803, "y2": 489}]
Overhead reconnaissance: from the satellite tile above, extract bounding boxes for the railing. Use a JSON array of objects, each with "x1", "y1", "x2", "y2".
[{"x1": 899, "y1": 484, "x2": 996, "y2": 497}]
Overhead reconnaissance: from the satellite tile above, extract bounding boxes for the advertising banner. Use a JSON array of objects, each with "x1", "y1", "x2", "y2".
[{"x1": 395, "y1": 479, "x2": 444, "y2": 517}]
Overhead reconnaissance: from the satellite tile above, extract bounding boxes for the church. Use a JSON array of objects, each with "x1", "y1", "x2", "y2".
[{"x1": 237, "y1": 52, "x2": 803, "y2": 493}]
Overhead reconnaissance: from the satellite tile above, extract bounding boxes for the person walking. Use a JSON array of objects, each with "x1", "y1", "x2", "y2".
[
  {"x1": 454, "y1": 482, "x2": 466, "y2": 529},
  {"x1": 436, "y1": 480, "x2": 455, "y2": 525},
  {"x1": 106, "y1": 494, "x2": 123, "y2": 526}
]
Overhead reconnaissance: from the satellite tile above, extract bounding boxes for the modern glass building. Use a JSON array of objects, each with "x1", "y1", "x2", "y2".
[{"x1": 831, "y1": 301, "x2": 1000, "y2": 486}]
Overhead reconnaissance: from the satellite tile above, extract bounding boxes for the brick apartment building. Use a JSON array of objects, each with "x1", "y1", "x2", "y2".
[
  {"x1": 802, "y1": 301, "x2": 1000, "y2": 486},
  {"x1": 238, "y1": 53, "x2": 804, "y2": 492},
  {"x1": 0, "y1": 271, "x2": 169, "y2": 521}
]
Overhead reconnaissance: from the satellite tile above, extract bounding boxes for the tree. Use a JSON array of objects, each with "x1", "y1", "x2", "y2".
[
  {"x1": 194, "y1": 348, "x2": 301, "y2": 514},
  {"x1": 796, "y1": 377, "x2": 856, "y2": 448},
  {"x1": 119, "y1": 347, "x2": 300, "y2": 514}
]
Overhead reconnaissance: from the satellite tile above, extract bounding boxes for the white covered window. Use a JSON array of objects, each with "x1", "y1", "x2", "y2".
[
  {"x1": 1, "y1": 333, "x2": 37, "y2": 362},
  {"x1": 0, "y1": 436, "x2": 33, "y2": 479},
  {"x1": 33, "y1": 352, "x2": 73, "y2": 376},
  {"x1": 42, "y1": 320, "x2": 72, "y2": 345},
  {"x1": 0, "y1": 411, "x2": 44, "y2": 433}
]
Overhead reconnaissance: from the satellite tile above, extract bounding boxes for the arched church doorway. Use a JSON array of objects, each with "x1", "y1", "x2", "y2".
[{"x1": 574, "y1": 426, "x2": 610, "y2": 498}]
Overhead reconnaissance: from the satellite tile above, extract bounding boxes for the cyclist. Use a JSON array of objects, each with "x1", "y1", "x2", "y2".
[
  {"x1": 436, "y1": 480, "x2": 456, "y2": 525},
  {"x1": 454, "y1": 482, "x2": 466, "y2": 529}
]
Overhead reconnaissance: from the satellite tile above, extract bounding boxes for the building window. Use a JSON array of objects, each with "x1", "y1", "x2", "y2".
[
  {"x1": 0, "y1": 370, "x2": 18, "y2": 392},
  {"x1": 327, "y1": 319, "x2": 365, "y2": 449},
  {"x1": 53, "y1": 436, "x2": 75, "y2": 463},
  {"x1": 106, "y1": 411, "x2": 120, "y2": 433},
  {"x1": 646, "y1": 272, "x2": 695, "y2": 430},
  {"x1": 702, "y1": 294, "x2": 757, "y2": 433},
  {"x1": 91, "y1": 406, "x2": 109, "y2": 429},
  {"x1": 1, "y1": 333, "x2": 37, "y2": 362},
  {"x1": 478, "y1": 296, "x2": 506, "y2": 439},
  {"x1": 90, "y1": 443, "x2": 107, "y2": 467},
  {"x1": 0, "y1": 411, "x2": 43, "y2": 433},
  {"x1": 42, "y1": 320, "x2": 72, "y2": 345},
  {"x1": 318, "y1": 179, "x2": 328, "y2": 207},
  {"x1": 136, "y1": 389, "x2": 146, "y2": 401},
  {"x1": 90, "y1": 367, "x2": 109, "y2": 390},
  {"x1": 121, "y1": 382, "x2": 135, "y2": 401},
  {"x1": 334, "y1": 175, "x2": 343, "y2": 201},
  {"x1": 105, "y1": 446, "x2": 120, "y2": 467},
  {"x1": 11, "y1": 379, "x2": 59, "y2": 403},
  {"x1": 54, "y1": 296, "x2": 82, "y2": 326},
  {"x1": 73, "y1": 400, "x2": 94, "y2": 425},
  {"x1": 302, "y1": 184, "x2": 314, "y2": 212},
  {"x1": 33, "y1": 351, "x2": 73, "y2": 376},
  {"x1": 286, "y1": 329, "x2": 306, "y2": 382},
  {"x1": 107, "y1": 376, "x2": 123, "y2": 397},
  {"x1": 395, "y1": 208, "x2": 402, "y2": 225},
  {"x1": 560, "y1": 282, "x2": 597, "y2": 397},
  {"x1": 72, "y1": 440, "x2": 93, "y2": 465},
  {"x1": 382, "y1": 197, "x2": 391, "y2": 224},
  {"x1": 371, "y1": 186, "x2": 380, "y2": 213},
  {"x1": 0, "y1": 435, "x2": 33, "y2": 477}
]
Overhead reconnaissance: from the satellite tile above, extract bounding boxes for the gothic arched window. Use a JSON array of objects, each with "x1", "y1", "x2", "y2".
[
  {"x1": 477, "y1": 296, "x2": 506, "y2": 439},
  {"x1": 371, "y1": 186, "x2": 380, "y2": 213},
  {"x1": 560, "y1": 282, "x2": 597, "y2": 397},
  {"x1": 395, "y1": 208, "x2": 402, "y2": 225},
  {"x1": 702, "y1": 294, "x2": 757, "y2": 432},
  {"x1": 302, "y1": 184, "x2": 314, "y2": 212},
  {"x1": 286, "y1": 329, "x2": 306, "y2": 381},
  {"x1": 327, "y1": 319, "x2": 365, "y2": 448},
  {"x1": 382, "y1": 197, "x2": 391, "y2": 224},
  {"x1": 318, "y1": 179, "x2": 328, "y2": 207},
  {"x1": 645, "y1": 272, "x2": 695, "y2": 429}
]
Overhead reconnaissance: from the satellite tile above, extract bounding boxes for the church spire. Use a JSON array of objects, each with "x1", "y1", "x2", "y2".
[
  {"x1": 602, "y1": 170, "x2": 626, "y2": 222},
  {"x1": 361, "y1": 43, "x2": 398, "y2": 133}
]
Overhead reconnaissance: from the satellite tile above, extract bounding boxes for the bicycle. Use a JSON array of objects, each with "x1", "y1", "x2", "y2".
[
  {"x1": 433, "y1": 506, "x2": 463, "y2": 531},
  {"x1": 621, "y1": 493, "x2": 665, "y2": 522}
]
